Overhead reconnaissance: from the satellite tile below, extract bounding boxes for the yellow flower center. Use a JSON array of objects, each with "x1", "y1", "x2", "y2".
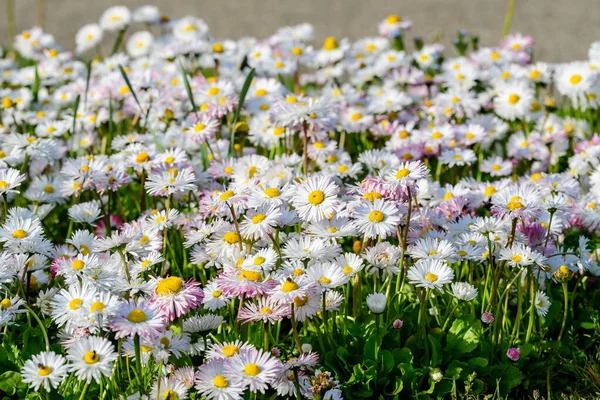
[
  {"x1": 350, "y1": 113, "x2": 362, "y2": 121},
  {"x1": 43, "y1": 185, "x2": 55, "y2": 193},
  {"x1": 570, "y1": 74, "x2": 582, "y2": 85},
  {"x1": 506, "y1": 196, "x2": 524, "y2": 210},
  {"x1": 282, "y1": 280, "x2": 299, "y2": 293},
  {"x1": 491, "y1": 164, "x2": 501, "y2": 171},
  {"x1": 264, "y1": 187, "x2": 280, "y2": 198},
  {"x1": 222, "y1": 345, "x2": 240, "y2": 357},
  {"x1": 244, "y1": 363, "x2": 261, "y2": 376},
  {"x1": 156, "y1": 276, "x2": 183, "y2": 295},
  {"x1": 212, "y1": 42, "x2": 224, "y2": 53},
  {"x1": 69, "y1": 299, "x2": 83, "y2": 310},
  {"x1": 240, "y1": 270, "x2": 262, "y2": 282},
  {"x1": 219, "y1": 190, "x2": 235, "y2": 201},
  {"x1": 508, "y1": 94, "x2": 520, "y2": 105},
  {"x1": 255, "y1": 89, "x2": 268, "y2": 97},
  {"x1": 136, "y1": 152, "x2": 149, "y2": 163},
  {"x1": 343, "y1": 266, "x2": 353, "y2": 275},
  {"x1": 425, "y1": 273, "x2": 438, "y2": 282},
  {"x1": 163, "y1": 390, "x2": 178, "y2": 400},
  {"x1": 212, "y1": 290, "x2": 222, "y2": 298},
  {"x1": 387, "y1": 14, "x2": 401, "y2": 23},
  {"x1": 308, "y1": 190, "x2": 325, "y2": 205},
  {"x1": 223, "y1": 232, "x2": 240, "y2": 244},
  {"x1": 259, "y1": 306, "x2": 272, "y2": 315},
  {"x1": 314, "y1": 141, "x2": 325, "y2": 149},
  {"x1": 12, "y1": 229, "x2": 27, "y2": 239},
  {"x1": 294, "y1": 296, "x2": 308, "y2": 307},
  {"x1": 319, "y1": 276, "x2": 331, "y2": 285},
  {"x1": 362, "y1": 192, "x2": 383, "y2": 202},
  {"x1": 443, "y1": 192, "x2": 454, "y2": 201},
  {"x1": 208, "y1": 87, "x2": 220, "y2": 96},
  {"x1": 254, "y1": 256, "x2": 266, "y2": 265},
  {"x1": 90, "y1": 301, "x2": 105, "y2": 313},
  {"x1": 72, "y1": 260, "x2": 85, "y2": 270},
  {"x1": 368, "y1": 210, "x2": 385, "y2": 223},
  {"x1": 431, "y1": 131, "x2": 443, "y2": 139},
  {"x1": 323, "y1": 36, "x2": 338, "y2": 51},
  {"x1": 38, "y1": 365, "x2": 52, "y2": 376},
  {"x1": 252, "y1": 214, "x2": 266, "y2": 224},
  {"x1": 213, "y1": 375, "x2": 229, "y2": 388},
  {"x1": 127, "y1": 308, "x2": 148, "y2": 323},
  {"x1": 512, "y1": 255, "x2": 523, "y2": 263},
  {"x1": 0, "y1": 298, "x2": 11, "y2": 310},
  {"x1": 84, "y1": 351, "x2": 100, "y2": 364},
  {"x1": 484, "y1": 186, "x2": 497, "y2": 197}
]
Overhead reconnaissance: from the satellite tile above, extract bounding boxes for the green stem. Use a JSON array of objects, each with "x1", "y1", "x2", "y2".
[
  {"x1": 502, "y1": 0, "x2": 516, "y2": 37},
  {"x1": 133, "y1": 334, "x2": 144, "y2": 393},
  {"x1": 557, "y1": 282, "x2": 569, "y2": 343},
  {"x1": 78, "y1": 382, "x2": 90, "y2": 400}
]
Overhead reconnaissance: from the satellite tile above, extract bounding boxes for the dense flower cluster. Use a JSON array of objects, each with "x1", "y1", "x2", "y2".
[{"x1": 2, "y1": 5, "x2": 600, "y2": 399}]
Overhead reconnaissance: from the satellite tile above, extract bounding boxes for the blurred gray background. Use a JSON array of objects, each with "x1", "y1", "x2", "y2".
[{"x1": 1, "y1": 0, "x2": 599, "y2": 62}]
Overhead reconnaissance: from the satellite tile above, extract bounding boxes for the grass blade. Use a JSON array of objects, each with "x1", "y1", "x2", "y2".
[
  {"x1": 179, "y1": 61, "x2": 198, "y2": 117},
  {"x1": 230, "y1": 67, "x2": 255, "y2": 155},
  {"x1": 118, "y1": 64, "x2": 142, "y2": 112}
]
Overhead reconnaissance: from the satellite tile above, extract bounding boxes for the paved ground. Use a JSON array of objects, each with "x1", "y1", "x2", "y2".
[{"x1": 1, "y1": 0, "x2": 599, "y2": 62}]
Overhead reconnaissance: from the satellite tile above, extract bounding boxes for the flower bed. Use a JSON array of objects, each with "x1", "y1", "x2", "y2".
[{"x1": 1, "y1": 5, "x2": 600, "y2": 400}]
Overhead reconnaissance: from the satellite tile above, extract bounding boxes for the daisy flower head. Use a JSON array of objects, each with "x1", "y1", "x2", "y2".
[
  {"x1": 353, "y1": 198, "x2": 401, "y2": 239},
  {"x1": 407, "y1": 259, "x2": 455, "y2": 291},
  {"x1": 238, "y1": 296, "x2": 289, "y2": 325},
  {"x1": 291, "y1": 175, "x2": 339, "y2": 222},
  {"x1": 385, "y1": 160, "x2": 429, "y2": 188},
  {"x1": 451, "y1": 282, "x2": 478, "y2": 301},
  {"x1": 439, "y1": 148, "x2": 477, "y2": 167},
  {"x1": 75, "y1": 24, "x2": 103, "y2": 54},
  {"x1": 534, "y1": 290, "x2": 551, "y2": 316},
  {"x1": 21, "y1": 351, "x2": 69, "y2": 392},
  {"x1": 491, "y1": 184, "x2": 542, "y2": 220},
  {"x1": 366, "y1": 292, "x2": 386, "y2": 314},
  {"x1": 109, "y1": 298, "x2": 165, "y2": 339},
  {"x1": 481, "y1": 156, "x2": 513, "y2": 177},
  {"x1": 225, "y1": 348, "x2": 282, "y2": 393},
  {"x1": 196, "y1": 358, "x2": 245, "y2": 400},
  {"x1": 152, "y1": 276, "x2": 203, "y2": 321},
  {"x1": 145, "y1": 166, "x2": 196, "y2": 197},
  {"x1": 494, "y1": 81, "x2": 534, "y2": 121},
  {"x1": 206, "y1": 340, "x2": 256, "y2": 361},
  {"x1": 0, "y1": 168, "x2": 26, "y2": 195},
  {"x1": 99, "y1": 6, "x2": 131, "y2": 31},
  {"x1": 150, "y1": 376, "x2": 188, "y2": 400},
  {"x1": 305, "y1": 262, "x2": 349, "y2": 290},
  {"x1": 66, "y1": 336, "x2": 118, "y2": 383}
]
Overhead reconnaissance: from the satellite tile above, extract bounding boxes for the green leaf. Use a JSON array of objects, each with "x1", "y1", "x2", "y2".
[
  {"x1": 179, "y1": 62, "x2": 198, "y2": 115},
  {"x1": 118, "y1": 65, "x2": 142, "y2": 112},
  {"x1": 580, "y1": 321, "x2": 595, "y2": 329},
  {"x1": 0, "y1": 371, "x2": 22, "y2": 395},
  {"x1": 392, "y1": 347, "x2": 413, "y2": 364},
  {"x1": 445, "y1": 360, "x2": 467, "y2": 379},
  {"x1": 32, "y1": 65, "x2": 40, "y2": 102},
  {"x1": 468, "y1": 357, "x2": 488, "y2": 367},
  {"x1": 364, "y1": 332, "x2": 380, "y2": 361},
  {"x1": 498, "y1": 365, "x2": 523, "y2": 395},
  {"x1": 230, "y1": 67, "x2": 255, "y2": 155},
  {"x1": 428, "y1": 334, "x2": 442, "y2": 367},
  {"x1": 381, "y1": 350, "x2": 394, "y2": 375},
  {"x1": 446, "y1": 317, "x2": 481, "y2": 356}
]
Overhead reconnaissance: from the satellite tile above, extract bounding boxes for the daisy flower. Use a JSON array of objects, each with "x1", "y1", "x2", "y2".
[
  {"x1": 196, "y1": 358, "x2": 245, "y2": 400},
  {"x1": 66, "y1": 336, "x2": 118, "y2": 384},
  {"x1": 238, "y1": 296, "x2": 289, "y2": 324},
  {"x1": 450, "y1": 282, "x2": 478, "y2": 301},
  {"x1": 21, "y1": 351, "x2": 69, "y2": 392},
  {"x1": 109, "y1": 299, "x2": 165, "y2": 339},
  {"x1": 225, "y1": 348, "x2": 282, "y2": 393},
  {"x1": 353, "y1": 198, "x2": 401, "y2": 239},
  {"x1": 407, "y1": 259, "x2": 455, "y2": 291},
  {"x1": 150, "y1": 377, "x2": 188, "y2": 400},
  {"x1": 0, "y1": 168, "x2": 26, "y2": 195},
  {"x1": 290, "y1": 176, "x2": 339, "y2": 222},
  {"x1": 494, "y1": 81, "x2": 534, "y2": 121}
]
